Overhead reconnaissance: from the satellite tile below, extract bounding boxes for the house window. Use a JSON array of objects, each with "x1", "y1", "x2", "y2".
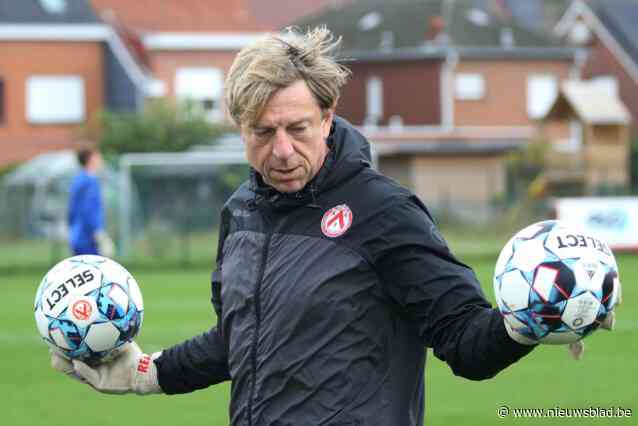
[
  {"x1": 527, "y1": 74, "x2": 558, "y2": 119},
  {"x1": 0, "y1": 78, "x2": 5, "y2": 125},
  {"x1": 590, "y1": 75, "x2": 619, "y2": 95},
  {"x1": 26, "y1": 76, "x2": 85, "y2": 124},
  {"x1": 39, "y1": 0, "x2": 67, "y2": 14},
  {"x1": 175, "y1": 68, "x2": 223, "y2": 122},
  {"x1": 365, "y1": 76, "x2": 383, "y2": 125},
  {"x1": 455, "y1": 73, "x2": 485, "y2": 100},
  {"x1": 568, "y1": 119, "x2": 583, "y2": 151}
]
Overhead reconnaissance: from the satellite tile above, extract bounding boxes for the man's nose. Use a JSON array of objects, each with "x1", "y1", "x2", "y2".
[{"x1": 272, "y1": 129, "x2": 295, "y2": 160}]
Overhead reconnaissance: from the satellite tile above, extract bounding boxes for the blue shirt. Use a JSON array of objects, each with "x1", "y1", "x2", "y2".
[{"x1": 68, "y1": 171, "x2": 104, "y2": 254}]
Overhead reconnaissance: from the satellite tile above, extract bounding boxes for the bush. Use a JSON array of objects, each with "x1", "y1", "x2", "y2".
[
  {"x1": 505, "y1": 139, "x2": 550, "y2": 202},
  {"x1": 86, "y1": 99, "x2": 232, "y2": 154}
]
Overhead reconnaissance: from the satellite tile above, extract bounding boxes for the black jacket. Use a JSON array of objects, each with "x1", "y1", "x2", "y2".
[{"x1": 155, "y1": 116, "x2": 534, "y2": 425}]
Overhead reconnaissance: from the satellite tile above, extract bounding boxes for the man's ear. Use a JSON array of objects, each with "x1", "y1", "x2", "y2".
[
  {"x1": 239, "y1": 124, "x2": 250, "y2": 144},
  {"x1": 321, "y1": 108, "x2": 335, "y2": 139}
]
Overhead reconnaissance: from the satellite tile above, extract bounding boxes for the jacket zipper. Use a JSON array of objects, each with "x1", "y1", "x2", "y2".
[{"x1": 247, "y1": 231, "x2": 272, "y2": 426}]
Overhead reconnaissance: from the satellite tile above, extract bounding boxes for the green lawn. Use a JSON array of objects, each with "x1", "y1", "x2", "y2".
[
  {"x1": 424, "y1": 255, "x2": 636, "y2": 425},
  {"x1": 2, "y1": 256, "x2": 635, "y2": 425},
  {"x1": 0, "y1": 231, "x2": 219, "y2": 273}
]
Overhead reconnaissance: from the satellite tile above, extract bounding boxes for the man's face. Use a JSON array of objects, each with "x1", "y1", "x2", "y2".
[
  {"x1": 87, "y1": 151, "x2": 103, "y2": 173},
  {"x1": 241, "y1": 80, "x2": 333, "y2": 193}
]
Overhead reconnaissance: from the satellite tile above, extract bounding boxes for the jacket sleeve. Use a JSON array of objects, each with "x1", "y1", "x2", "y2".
[
  {"x1": 367, "y1": 196, "x2": 535, "y2": 381},
  {"x1": 154, "y1": 211, "x2": 232, "y2": 393}
]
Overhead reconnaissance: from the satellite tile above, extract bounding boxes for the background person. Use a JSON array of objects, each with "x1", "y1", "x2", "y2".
[{"x1": 67, "y1": 148, "x2": 114, "y2": 257}]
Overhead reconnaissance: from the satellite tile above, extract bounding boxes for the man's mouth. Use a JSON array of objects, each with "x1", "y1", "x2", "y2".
[{"x1": 271, "y1": 167, "x2": 300, "y2": 179}]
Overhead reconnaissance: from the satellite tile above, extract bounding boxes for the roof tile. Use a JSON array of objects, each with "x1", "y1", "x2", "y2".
[{"x1": 90, "y1": 0, "x2": 267, "y2": 32}]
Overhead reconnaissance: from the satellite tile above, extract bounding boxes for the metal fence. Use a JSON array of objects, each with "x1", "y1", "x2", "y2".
[
  {"x1": 0, "y1": 148, "x2": 557, "y2": 274},
  {"x1": 117, "y1": 150, "x2": 250, "y2": 266},
  {"x1": 0, "y1": 150, "x2": 250, "y2": 273}
]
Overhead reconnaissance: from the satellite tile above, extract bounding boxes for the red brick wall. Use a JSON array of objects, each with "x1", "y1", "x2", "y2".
[
  {"x1": 582, "y1": 36, "x2": 638, "y2": 124},
  {"x1": 150, "y1": 52, "x2": 446, "y2": 127},
  {"x1": 149, "y1": 50, "x2": 239, "y2": 96},
  {"x1": 337, "y1": 60, "x2": 442, "y2": 126},
  {"x1": 0, "y1": 42, "x2": 104, "y2": 165},
  {"x1": 454, "y1": 59, "x2": 572, "y2": 127},
  {"x1": 148, "y1": 50, "x2": 241, "y2": 122}
]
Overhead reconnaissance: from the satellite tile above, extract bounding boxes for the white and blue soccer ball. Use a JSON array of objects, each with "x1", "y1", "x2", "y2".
[
  {"x1": 34, "y1": 255, "x2": 143, "y2": 365},
  {"x1": 494, "y1": 220, "x2": 620, "y2": 344}
]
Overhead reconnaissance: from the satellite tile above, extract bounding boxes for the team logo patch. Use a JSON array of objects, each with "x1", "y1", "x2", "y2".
[
  {"x1": 71, "y1": 299, "x2": 93, "y2": 321},
  {"x1": 321, "y1": 204, "x2": 353, "y2": 238}
]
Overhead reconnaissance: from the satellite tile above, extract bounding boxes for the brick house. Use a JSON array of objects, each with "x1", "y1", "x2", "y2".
[
  {"x1": 530, "y1": 0, "x2": 638, "y2": 194},
  {"x1": 554, "y1": 0, "x2": 638, "y2": 124},
  {"x1": 542, "y1": 80, "x2": 631, "y2": 193},
  {"x1": 0, "y1": 0, "x2": 344, "y2": 166},
  {"x1": 89, "y1": 0, "x2": 347, "y2": 122},
  {"x1": 89, "y1": 0, "x2": 267, "y2": 122},
  {"x1": 0, "y1": 0, "x2": 151, "y2": 166},
  {"x1": 296, "y1": 0, "x2": 578, "y2": 220}
]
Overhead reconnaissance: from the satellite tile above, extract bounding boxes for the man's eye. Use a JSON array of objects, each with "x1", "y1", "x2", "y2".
[
  {"x1": 254, "y1": 129, "x2": 272, "y2": 137},
  {"x1": 290, "y1": 127, "x2": 306, "y2": 133}
]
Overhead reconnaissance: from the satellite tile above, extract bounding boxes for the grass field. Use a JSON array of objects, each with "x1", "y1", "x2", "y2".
[
  {"x1": 2, "y1": 255, "x2": 636, "y2": 425},
  {"x1": 0, "y1": 232, "x2": 219, "y2": 272}
]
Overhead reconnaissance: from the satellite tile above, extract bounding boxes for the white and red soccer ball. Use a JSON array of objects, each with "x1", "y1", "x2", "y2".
[{"x1": 34, "y1": 255, "x2": 143, "y2": 364}]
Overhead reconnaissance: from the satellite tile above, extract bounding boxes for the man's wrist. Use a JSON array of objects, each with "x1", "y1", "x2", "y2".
[{"x1": 133, "y1": 351, "x2": 163, "y2": 395}]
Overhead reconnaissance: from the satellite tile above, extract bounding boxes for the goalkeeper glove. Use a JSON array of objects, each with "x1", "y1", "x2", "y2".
[
  {"x1": 50, "y1": 342, "x2": 162, "y2": 395},
  {"x1": 95, "y1": 230, "x2": 115, "y2": 258},
  {"x1": 572, "y1": 278, "x2": 622, "y2": 359},
  {"x1": 504, "y1": 319, "x2": 587, "y2": 360},
  {"x1": 504, "y1": 292, "x2": 621, "y2": 361},
  {"x1": 50, "y1": 349, "x2": 85, "y2": 383}
]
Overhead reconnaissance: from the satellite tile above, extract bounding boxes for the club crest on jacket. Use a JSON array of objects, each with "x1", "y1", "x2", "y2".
[{"x1": 321, "y1": 204, "x2": 353, "y2": 238}]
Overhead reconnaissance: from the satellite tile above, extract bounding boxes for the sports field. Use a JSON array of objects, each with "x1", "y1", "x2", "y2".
[{"x1": 3, "y1": 254, "x2": 635, "y2": 425}]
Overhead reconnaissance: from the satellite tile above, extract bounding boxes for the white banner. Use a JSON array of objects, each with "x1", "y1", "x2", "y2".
[{"x1": 555, "y1": 197, "x2": 638, "y2": 251}]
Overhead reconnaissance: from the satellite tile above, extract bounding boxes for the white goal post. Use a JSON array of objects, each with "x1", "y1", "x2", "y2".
[
  {"x1": 117, "y1": 143, "x2": 377, "y2": 258},
  {"x1": 118, "y1": 150, "x2": 249, "y2": 257}
]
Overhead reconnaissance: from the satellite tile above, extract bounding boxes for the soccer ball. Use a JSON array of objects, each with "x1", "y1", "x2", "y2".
[
  {"x1": 34, "y1": 255, "x2": 143, "y2": 364},
  {"x1": 494, "y1": 220, "x2": 620, "y2": 344}
]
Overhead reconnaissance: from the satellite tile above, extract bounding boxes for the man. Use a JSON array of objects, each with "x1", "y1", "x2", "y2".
[
  {"x1": 53, "y1": 28, "x2": 585, "y2": 425},
  {"x1": 68, "y1": 148, "x2": 114, "y2": 257}
]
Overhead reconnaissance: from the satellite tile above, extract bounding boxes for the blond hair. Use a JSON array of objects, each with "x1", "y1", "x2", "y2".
[{"x1": 225, "y1": 26, "x2": 351, "y2": 127}]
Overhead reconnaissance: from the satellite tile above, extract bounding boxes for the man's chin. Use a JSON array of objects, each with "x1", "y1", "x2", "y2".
[{"x1": 271, "y1": 180, "x2": 305, "y2": 193}]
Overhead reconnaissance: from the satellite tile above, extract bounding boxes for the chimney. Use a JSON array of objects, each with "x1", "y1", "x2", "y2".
[
  {"x1": 426, "y1": 15, "x2": 446, "y2": 42},
  {"x1": 492, "y1": 0, "x2": 511, "y2": 20},
  {"x1": 380, "y1": 31, "x2": 395, "y2": 50},
  {"x1": 500, "y1": 27, "x2": 515, "y2": 48}
]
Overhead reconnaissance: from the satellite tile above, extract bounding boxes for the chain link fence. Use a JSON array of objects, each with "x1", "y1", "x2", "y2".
[
  {"x1": 0, "y1": 147, "x2": 576, "y2": 274},
  {"x1": 117, "y1": 150, "x2": 250, "y2": 267},
  {"x1": 0, "y1": 149, "x2": 250, "y2": 273}
]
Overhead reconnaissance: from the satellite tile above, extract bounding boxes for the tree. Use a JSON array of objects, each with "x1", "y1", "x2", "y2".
[{"x1": 87, "y1": 99, "x2": 232, "y2": 154}]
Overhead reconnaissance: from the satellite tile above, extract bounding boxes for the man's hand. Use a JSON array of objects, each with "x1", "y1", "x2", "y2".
[
  {"x1": 504, "y1": 307, "x2": 620, "y2": 360},
  {"x1": 566, "y1": 311, "x2": 616, "y2": 361},
  {"x1": 95, "y1": 230, "x2": 115, "y2": 258},
  {"x1": 50, "y1": 342, "x2": 162, "y2": 395},
  {"x1": 50, "y1": 350, "x2": 85, "y2": 383},
  {"x1": 504, "y1": 320, "x2": 588, "y2": 359}
]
